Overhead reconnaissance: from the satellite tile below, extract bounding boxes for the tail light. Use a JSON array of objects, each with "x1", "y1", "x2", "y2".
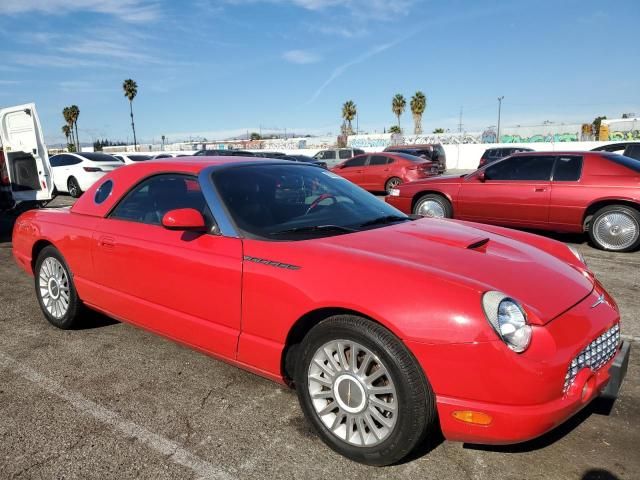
[
  {"x1": 479, "y1": 158, "x2": 487, "y2": 167},
  {"x1": 83, "y1": 167, "x2": 102, "y2": 172},
  {"x1": 0, "y1": 153, "x2": 9, "y2": 185}
]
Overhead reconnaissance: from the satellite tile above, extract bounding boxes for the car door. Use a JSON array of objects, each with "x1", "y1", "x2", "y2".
[
  {"x1": 362, "y1": 154, "x2": 390, "y2": 190},
  {"x1": 458, "y1": 155, "x2": 554, "y2": 227},
  {"x1": 90, "y1": 173, "x2": 243, "y2": 360},
  {"x1": 548, "y1": 155, "x2": 585, "y2": 230},
  {"x1": 0, "y1": 103, "x2": 53, "y2": 202},
  {"x1": 336, "y1": 155, "x2": 367, "y2": 186}
]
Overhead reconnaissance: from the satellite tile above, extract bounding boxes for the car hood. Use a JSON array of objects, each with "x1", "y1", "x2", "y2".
[{"x1": 318, "y1": 219, "x2": 593, "y2": 325}]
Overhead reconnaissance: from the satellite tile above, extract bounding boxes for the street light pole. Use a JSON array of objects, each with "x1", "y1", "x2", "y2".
[{"x1": 497, "y1": 96, "x2": 504, "y2": 144}]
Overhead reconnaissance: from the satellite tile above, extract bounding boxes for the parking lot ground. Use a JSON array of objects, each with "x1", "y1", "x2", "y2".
[{"x1": 0, "y1": 198, "x2": 638, "y2": 480}]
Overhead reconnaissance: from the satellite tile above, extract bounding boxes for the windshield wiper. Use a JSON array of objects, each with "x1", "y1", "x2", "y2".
[
  {"x1": 270, "y1": 224, "x2": 358, "y2": 236},
  {"x1": 358, "y1": 215, "x2": 411, "y2": 228}
]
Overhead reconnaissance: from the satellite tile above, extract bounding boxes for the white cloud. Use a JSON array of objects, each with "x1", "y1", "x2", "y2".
[
  {"x1": 282, "y1": 49, "x2": 321, "y2": 64},
  {"x1": 1, "y1": 0, "x2": 161, "y2": 23},
  {"x1": 61, "y1": 40, "x2": 159, "y2": 63}
]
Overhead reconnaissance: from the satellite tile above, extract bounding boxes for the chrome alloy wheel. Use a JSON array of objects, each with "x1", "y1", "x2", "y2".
[
  {"x1": 307, "y1": 340, "x2": 398, "y2": 447},
  {"x1": 593, "y1": 211, "x2": 639, "y2": 251},
  {"x1": 417, "y1": 199, "x2": 445, "y2": 218},
  {"x1": 38, "y1": 257, "x2": 71, "y2": 319}
]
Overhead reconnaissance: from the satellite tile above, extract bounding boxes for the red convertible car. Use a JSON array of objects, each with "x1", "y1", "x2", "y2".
[
  {"x1": 12, "y1": 158, "x2": 630, "y2": 465},
  {"x1": 330, "y1": 152, "x2": 438, "y2": 194},
  {"x1": 386, "y1": 151, "x2": 640, "y2": 252}
]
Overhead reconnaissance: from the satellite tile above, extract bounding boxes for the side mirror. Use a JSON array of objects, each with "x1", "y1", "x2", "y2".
[
  {"x1": 162, "y1": 208, "x2": 206, "y2": 231},
  {"x1": 478, "y1": 172, "x2": 486, "y2": 182}
]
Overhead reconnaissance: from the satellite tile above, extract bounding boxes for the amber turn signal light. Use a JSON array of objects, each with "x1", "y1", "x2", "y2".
[{"x1": 451, "y1": 410, "x2": 493, "y2": 425}]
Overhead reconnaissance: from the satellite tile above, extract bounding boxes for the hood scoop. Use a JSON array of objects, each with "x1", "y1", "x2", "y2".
[{"x1": 467, "y1": 238, "x2": 490, "y2": 252}]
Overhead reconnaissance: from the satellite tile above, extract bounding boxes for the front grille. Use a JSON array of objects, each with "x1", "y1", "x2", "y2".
[{"x1": 563, "y1": 323, "x2": 620, "y2": 393}]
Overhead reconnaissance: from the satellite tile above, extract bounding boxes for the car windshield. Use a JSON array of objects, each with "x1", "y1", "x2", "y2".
[
  {"x1": 213, "y1": 164, "x2": 408, "y2": 240},
  {"x1": 79, "y1": 152, "x2": 119, "y2": 162},
  {"x1": 129, "y1": 155, "x2": 152, "y2": 161}
]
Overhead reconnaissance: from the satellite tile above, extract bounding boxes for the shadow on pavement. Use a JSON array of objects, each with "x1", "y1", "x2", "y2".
[
  {"x1": 463, "y1": 396, "x2": 616, "y2": 454},
  {"x1": 581, "y1": 469, "x2": 621, "y2": 480},
  {"x1": 75, "y1": 309, "x2": 120, "y2": 330}
]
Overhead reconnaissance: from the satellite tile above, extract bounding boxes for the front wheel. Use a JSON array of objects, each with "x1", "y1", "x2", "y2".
[
  {"x1": 588, "y1": 205, "x2": 640, "y2": 252},
  {"x1": 413, "y1": 194, "x2": 452, "y2": 218},
  {"x1": 295, "y1": 315, "x2": 436, "y2": 466},
  {"x1": 34, "y1": 246, "x2": 83, "y2": 329}
]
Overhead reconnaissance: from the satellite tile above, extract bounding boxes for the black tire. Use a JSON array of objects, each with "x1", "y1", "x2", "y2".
[
  {"x1": 588, "y1": 205, "x2": 640, "y2": 252},
  {"x1": 295, "y1": 315, "x2": 436, "y2": 466},
  {"x1": 34, "y1": 246, "x2": 83, "y2": 329},
  {"x1": 384, "y1": 177, "x2": 402, "y2": 194},
  {"x1": 67, "y1": 177, "x2": 82, "y2": 198},
  {"x1": 413, "y1": 193, "x2": 452, "y2": 218}
]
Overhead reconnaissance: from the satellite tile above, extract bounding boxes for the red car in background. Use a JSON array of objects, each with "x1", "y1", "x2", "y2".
[
  {"x1": 386, "y1": 151, "x2": 640, "y2": 252},
  {"x1": 331, "y1": 152, "x2": 438, "y2": 193},
  {"x1": 11, "y1": 158, "x2": 630, "y2": 465}
]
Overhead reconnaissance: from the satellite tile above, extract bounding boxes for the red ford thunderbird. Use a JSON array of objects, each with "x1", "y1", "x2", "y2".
[
  {"x1": 12, "y1": 158, "x2": 630, "y2": 465},
  {"x1": 386, "y1": 151, "x2": 640, "y2": 252}
]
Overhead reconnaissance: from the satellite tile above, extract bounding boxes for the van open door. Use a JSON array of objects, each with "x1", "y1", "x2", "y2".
[{"x1": 0, "y1": 103, "x2": 53, "y2": 206}]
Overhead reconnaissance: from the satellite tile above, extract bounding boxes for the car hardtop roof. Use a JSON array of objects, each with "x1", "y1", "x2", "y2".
[
  {"x1": 141, "y1": 155, "x2": 299, "y2": 172},
  {"x1": 508, "y1": 151, "x2": 597, "y2": 156}
]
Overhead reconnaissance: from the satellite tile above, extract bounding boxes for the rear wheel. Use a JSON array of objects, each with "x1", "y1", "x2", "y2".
[
  {"x1": 67, "y1": 177, "x2": 82, "y2": 198},
  {"x1": 385, "y1": 177, "x2": 402, "y2": 194},
  {"x1": 588, "y1": 205, "x2": 640, "y2": 252},
  {"x1": 413, "y1": 194, "x2": 452, "y2": 218},
  {"x1": 34, "y1": 246, "x2": 82, "y2": 329},
  {"x1": 295, "y1": 315, "x2": 436, "y2": 466}
]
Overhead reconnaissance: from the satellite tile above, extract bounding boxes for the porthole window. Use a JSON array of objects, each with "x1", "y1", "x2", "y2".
[{"x1": 94, "y1": 180, "x2": 113, "y2": 204}]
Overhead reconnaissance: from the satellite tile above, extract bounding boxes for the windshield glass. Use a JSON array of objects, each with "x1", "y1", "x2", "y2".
[
  {"x1": 213, "y1": 164, "x2": 407, "y2": 240},
  {"x1": 129, "y1": 155, "x2": 152, "y2": 161}
]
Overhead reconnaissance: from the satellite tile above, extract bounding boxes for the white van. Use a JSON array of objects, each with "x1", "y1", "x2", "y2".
[{"x1": 0, "y1": 103, "x2": 53, "y2": 211}]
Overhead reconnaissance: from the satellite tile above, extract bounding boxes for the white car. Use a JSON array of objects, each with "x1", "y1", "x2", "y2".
[
  {"x1": 112, "y1": 153, "x2": 152, "y2": 164},
  {"x1": 49, "y1": 152, "x2": 122, "y2": 197},
  {"x1": 0, "y1": 103, "x2": 54, "y2": 211}
]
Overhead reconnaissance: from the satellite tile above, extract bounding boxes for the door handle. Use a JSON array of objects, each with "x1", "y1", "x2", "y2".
[
  {"x1": 98, "y1": 236, "x2": 115, "y2": 248},
  {"x1": 534, "y1": 187, "x2": 547, "y2": 192}
]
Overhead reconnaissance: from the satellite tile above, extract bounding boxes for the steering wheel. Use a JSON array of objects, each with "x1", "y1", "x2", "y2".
[{"x1": 305, "y1": 193, "x2": 337, "y2": 215}]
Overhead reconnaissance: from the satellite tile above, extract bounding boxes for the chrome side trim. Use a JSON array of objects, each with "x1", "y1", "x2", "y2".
[{"x1": 198, "y1": 166, "x2": 240, "y2": 238}]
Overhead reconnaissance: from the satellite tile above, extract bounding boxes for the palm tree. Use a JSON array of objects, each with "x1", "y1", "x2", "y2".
[
  {"x1": 61, "y1": 125, "x2": 71, "y2": 148},
  {"x1": 123, "y1": 79, "x2": 138, "y2": 151},
  {"x1": 69, "y1": 105, "x2": 80, "y2": 150},
  {"x1": 62, "y1": 107, "x2": 76, "y2": 150},
  {"x1": 410, "y1": 91, "x2": 427, "y2": 135},
  {"x1": 341, "y1": 100, "x2": 357, "y2": 135},
  {"x1": 389, "y1": 125, "x2": 401, "y2": 134},
  {"x1": 391, "y1": 94, "x2": 406, "y2": 133}
]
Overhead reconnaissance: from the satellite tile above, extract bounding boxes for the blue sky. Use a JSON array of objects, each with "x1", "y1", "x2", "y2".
[{"x1": 0, "y1": 0, "x2": 638, "y2": 145}]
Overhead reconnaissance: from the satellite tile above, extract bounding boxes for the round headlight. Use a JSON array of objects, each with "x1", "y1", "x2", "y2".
[{"x1": 482, "y1": 291, "x2": 532, "y2": 353}]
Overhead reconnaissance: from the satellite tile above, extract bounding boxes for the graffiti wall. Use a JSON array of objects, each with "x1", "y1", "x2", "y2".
[{"x1": 498, "y1": 124, "x2": 581, "y2": 143}]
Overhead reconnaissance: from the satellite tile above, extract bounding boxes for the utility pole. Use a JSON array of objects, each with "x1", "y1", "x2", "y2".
[
  {"x1": 497, "y1": 96, "x2": 504, "y2": 144},
  {"x1": 457, "y1": 106, "x2": 463, "y2": 170},
  {"x1": 356, "y1": 112, "x2": 359, "y2": 135},
  {"x1": 458, "y1": 106, "x2": 463, "y2": 133}
]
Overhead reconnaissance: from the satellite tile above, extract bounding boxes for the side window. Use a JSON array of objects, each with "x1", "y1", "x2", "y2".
[
  {"x1": 323, "y1": 151, "x2": 336, "y2": 160},
  {"x1": 553, "y1": 156, "x2": 583, "y2": 181},
  {"x1": 50, "y1": 156, "x2": 61, "y2": 167},
  {"x1": 68, "y1": 156, "x2": 83, "y2": 166},
  {"x1": 110, "y1": 174, "x2": 212, "y2": 227},
  {"x1": 354, "y1": 149, "x2": 365, "y2": 155},
  {"x1": 485, "y1": 156, "x2": 554, "y2": 181},
  {"x1": 369, "y1": 155, "x2": 388, "y2": 166},
  {"x1": 343, "y1": 156, "x2": 367, "y2": 167},
  {"x1": 339, "y1": 150, "x2": 352, "y2": 159}
]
